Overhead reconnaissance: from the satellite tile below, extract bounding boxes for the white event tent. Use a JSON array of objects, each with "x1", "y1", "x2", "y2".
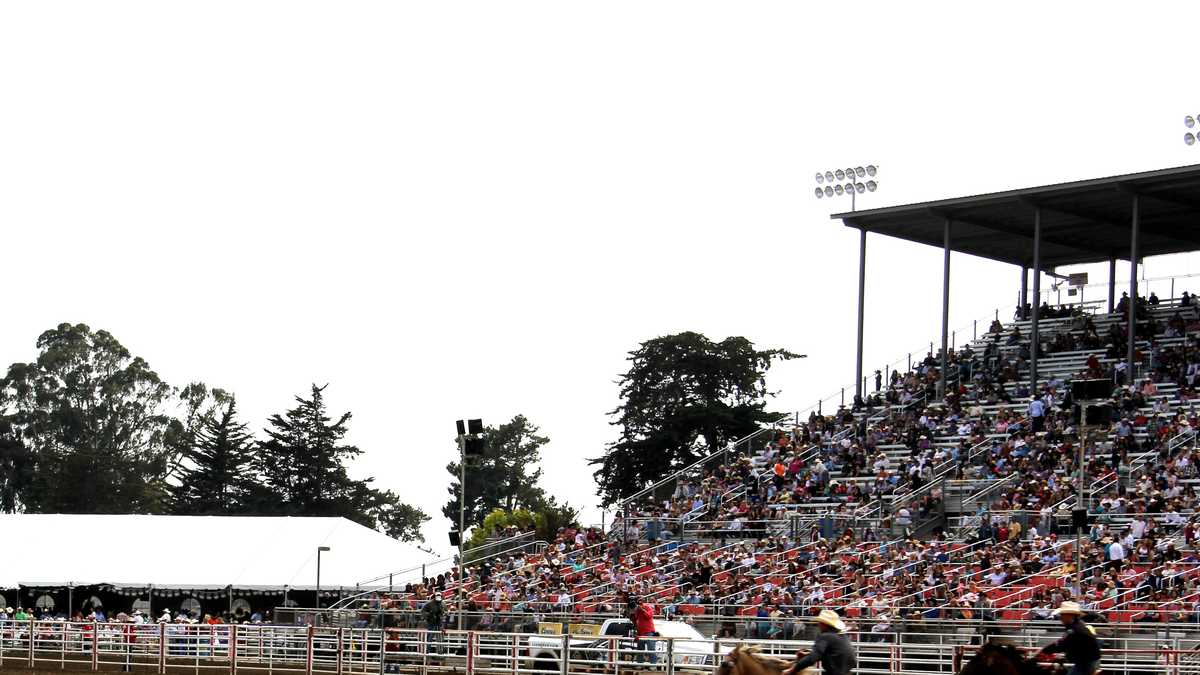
[{"x1": 0, "y1": 514, "x2": 442, "y2": 590}]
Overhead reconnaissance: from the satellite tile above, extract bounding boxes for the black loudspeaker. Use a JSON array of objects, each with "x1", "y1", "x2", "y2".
[
  {"x1": 465, "y1": 419, "x2": 486, "y2": 456},
  {"x1": 1071, "y1": 379, "x2": 1113, "y2": 401},
  {"x1": 456, "y1": 420, "x2": 467, "y2": 436},
  {"x1": 1085, "y1": 404, "x2": 1113, "y2": 426},
  {"x1": 449, "y1": 530, "x2": 461, "y2": 547},
  {"x1": 1072, "y1": 509, "x2": 1087, "y2": 531}
]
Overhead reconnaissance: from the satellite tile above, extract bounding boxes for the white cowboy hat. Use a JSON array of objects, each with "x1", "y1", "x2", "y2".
[
  {"x1": 1052, "y1": 601, "x2": 1084, "y2": 616},
  {"x1": 814, "y1": 609, "x2": 846, "y2": 632}
]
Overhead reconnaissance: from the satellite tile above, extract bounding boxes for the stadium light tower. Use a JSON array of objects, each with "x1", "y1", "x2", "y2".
[
  {"x1": 817, "y1": 165, "x2": 879, "y2": 401},
  {"x1": 1187, "y1": 114, "x2": 1199, "y2": 146},
  {"x1": 813, "y1": 164, "x2": 879, "y2": 212}
]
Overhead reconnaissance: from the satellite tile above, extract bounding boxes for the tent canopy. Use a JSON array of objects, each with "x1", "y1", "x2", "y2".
[{"x1": 0, "y1": 514, "x2": 441, "y2": 590}]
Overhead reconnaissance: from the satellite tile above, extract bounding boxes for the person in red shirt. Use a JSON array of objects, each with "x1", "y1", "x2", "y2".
[{"x1": 631, "y1": 598, "x2": 656, "y2": 663}]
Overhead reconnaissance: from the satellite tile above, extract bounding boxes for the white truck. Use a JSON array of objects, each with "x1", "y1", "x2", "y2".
[{"x1": 526, "y1": 618, "x2": 727, "y2": 672}]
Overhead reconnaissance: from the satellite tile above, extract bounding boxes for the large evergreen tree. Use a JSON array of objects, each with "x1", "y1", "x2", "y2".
[
  {"x1": 0, "y1": 323, "x2": 181, "y2": 513},
  {"x1": 253, "y1": 384, "x2": 429, "y2": 541},
  {"x1": 590, "y1": 332, "x2": 798, "y2": 505},
  {"x1": 0, "y1": 418, "x2": 33, "y2": 512},
  {"x1": 443, "y1": 414, "x2": 550, "y2": 528},
  {"x1": 171, "y1": 396, "x2": 256, "y2": 514}
]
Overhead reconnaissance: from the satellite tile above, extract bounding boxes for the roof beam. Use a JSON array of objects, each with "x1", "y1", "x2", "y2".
[
  {"x1": 1133, "y1": 188, "x2": 1200, "y2": 211},
  {"x1": 935, "y1": 210, "x2": 1105, "y2": 259},
  {"x1": 1025, "y1": 199, "x2": 1200, "y2": 251}
]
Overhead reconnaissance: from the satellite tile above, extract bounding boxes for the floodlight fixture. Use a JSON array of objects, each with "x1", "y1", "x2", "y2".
[
  {"x1": 1188, "y1": 132, "x2": 1197, "y2": 146},
  {"x1": 811, "y1": 163, "x2": 879, "y2": 210},
  {"x1": 1188, "y1": 115, "x2": 1196, "y2": 129}
]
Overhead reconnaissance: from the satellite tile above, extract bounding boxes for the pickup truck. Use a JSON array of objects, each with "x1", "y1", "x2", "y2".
[{"x1": 526, "y1": 618, "x2": 727, "y2": 671}]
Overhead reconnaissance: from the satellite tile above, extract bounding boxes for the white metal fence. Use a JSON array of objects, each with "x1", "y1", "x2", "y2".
[{"x1": 3, "y1": 620, "x2": 1200, "y2": 675}]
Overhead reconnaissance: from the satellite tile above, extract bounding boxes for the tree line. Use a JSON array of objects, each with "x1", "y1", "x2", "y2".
[
  {"x1": 0, "y1": 323, "x2": 428, "y2": 541},
  {"x1": 0, "y1": 323, "x2": 792, "y2": 544}
]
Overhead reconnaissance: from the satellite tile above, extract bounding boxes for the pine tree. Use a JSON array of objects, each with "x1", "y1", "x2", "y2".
[
  {"x1": 172, "y1": 397, "x2": 255, "y2": 514},
  {"x1": 253, "y1": 384, "x2": 429, "y2": 540},
  {"x1": 255, "y1": 384, "x2": 357, "y2": 514}
]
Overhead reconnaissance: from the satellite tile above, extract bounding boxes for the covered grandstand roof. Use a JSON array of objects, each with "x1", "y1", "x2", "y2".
[
  {"x1": 832, "y1": 163, "x2": 1200, "y2": 268},
  {"x1": 0, "y1": 514, "x2": 440, "y2": 589}
]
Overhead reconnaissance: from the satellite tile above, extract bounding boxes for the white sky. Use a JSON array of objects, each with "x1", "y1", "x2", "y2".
[{"x1": 2, "y1": 1, "x2": 1198, "y2": 554}]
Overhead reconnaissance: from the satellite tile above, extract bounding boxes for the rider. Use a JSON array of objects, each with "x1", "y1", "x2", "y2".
[
  {"x1": 1037, "y1": 601, "x2": 1101, "y2": 675},
  {"x1": 783, "y1": 610, "x2": 856, "y2": 675}
]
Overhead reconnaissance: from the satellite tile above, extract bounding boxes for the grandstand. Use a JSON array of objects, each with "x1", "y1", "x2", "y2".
[
  {"x1": 321, "y1": 164, "x2": 1200, "y2": 642},
  {"x1": 7, "y1": 164, "x2": 1200, "y2": 675}
]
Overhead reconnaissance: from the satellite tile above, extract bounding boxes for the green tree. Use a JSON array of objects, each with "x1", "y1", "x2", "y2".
[
  {"x1": 464, "y1": 499, "x2": 580, "y2": 550},
  {"x1": 0, "y1": 418, "x2": 33, "y2": 512},
  {"x1": 590, "y1": 332, "x2": 799, "y2": 505},
  {"x1": 253, "y1": 384, "x2": 429, "y2": 541},
  {"x1": 443, "y1": 414, "x2": 550, "y2": 529},
  {"x1": 0, "y1": 323, "x2": 180, "y2": 513},
  {"x1": 171, "y1": 395, "x2": 256, "y2": 514}
]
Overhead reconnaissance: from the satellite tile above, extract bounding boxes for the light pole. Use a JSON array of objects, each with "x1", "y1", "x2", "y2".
[
  {"x1": 813, "y1": 164, "x2": 878, "y2": 212},
  {"x1": 817, "y1": 165, "x2": 878, "y2": 400},
  {"x1": 453, "y1": 419, "x2": 484, "y2": 631},
  {"x1": 316, "y1": 546, "x2": 330, "y2": 618}
]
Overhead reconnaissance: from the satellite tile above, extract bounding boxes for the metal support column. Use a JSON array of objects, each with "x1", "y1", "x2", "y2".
[
  {"x1": 940, "y1": 218, "x2": 951, "y2": 397},
  {"x1": 1108, "y1": 257, "x2": 1117, "y2": 313},
  {"x1": 1128, "y1": 195, "x2": 1140, "y2": 381},
  {"x1": 1020, "y1": 266, "x2": 1028, "y2": 319},
  {"x1": 854, "y1": 227, "x2": 867, "y2": 399},
  {"x1": 1030, "y1": 208, "x2": 1042, "y2": 394}
]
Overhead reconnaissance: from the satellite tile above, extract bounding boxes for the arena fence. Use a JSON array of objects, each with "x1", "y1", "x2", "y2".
[{"x1": 4, "y1": 620, "x2": 1200, "y2": 675}]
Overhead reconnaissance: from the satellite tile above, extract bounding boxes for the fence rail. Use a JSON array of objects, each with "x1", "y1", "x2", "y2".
[{"x1": 6, "y1": 620, "x2": 1200, "y2": 675}]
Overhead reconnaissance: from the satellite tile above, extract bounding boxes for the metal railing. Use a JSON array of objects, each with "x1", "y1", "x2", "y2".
[{"x1": 6, "y1": 620, "x2": 1200, "y2": 675}]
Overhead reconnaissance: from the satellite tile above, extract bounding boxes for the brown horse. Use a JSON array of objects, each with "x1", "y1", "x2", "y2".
[
  {"x1": 715, "y1": 645, "x2": 812, "y2": 675},
  {"x1": 961, "y1": 642, "x2": 1061, "y2": 675}
]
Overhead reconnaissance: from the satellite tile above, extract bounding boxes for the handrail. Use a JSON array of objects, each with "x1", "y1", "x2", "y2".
[{"x1": 614, "y1": 415, "x2": 791, "y2": 511}]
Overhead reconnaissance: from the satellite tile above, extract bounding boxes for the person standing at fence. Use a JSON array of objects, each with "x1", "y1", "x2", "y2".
[
  {"x1": 1037, "y1": 602, "x2": 1101, "y2": 675},
  {"x1": 783, "y1": 610, "x2": 856, "y2": 675},
  {"x1": 421, "y1": 594, "x2": 444, "y2": 654},
  {"x1": 631, "y1": 597, "x2": 657, "y2": 663}
]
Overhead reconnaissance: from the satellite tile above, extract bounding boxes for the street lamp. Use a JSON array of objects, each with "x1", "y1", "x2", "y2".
[
  {"x1": 1187, "y1": 114, "x2": 1198, "y2": 146},
  {"x1": 814, "y1": 164, "x2": 878, "y2": 211},
  {"x1": 316, "y1": 546, "x2": 331, "y2": 616}
]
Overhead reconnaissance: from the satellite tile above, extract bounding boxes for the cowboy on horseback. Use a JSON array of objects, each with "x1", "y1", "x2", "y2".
[
  {"x1": 782, "y1": 610, "x2": 857, "y2": 675},
  {"x1": 1037, "y1": 601, "x2": 1101, "y2": 675}
]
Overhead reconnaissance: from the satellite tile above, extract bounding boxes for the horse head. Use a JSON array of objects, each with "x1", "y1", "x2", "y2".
[{"x1": 963, "y1": 641, "x2": 1044, "y2": 675}]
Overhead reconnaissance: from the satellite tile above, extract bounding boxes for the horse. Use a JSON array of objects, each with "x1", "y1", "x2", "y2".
[
  {"x1": 715, "y1": 645, "x2": 812, "y2": 675},
  {"x1": 960, "y1": 642, "x2": 1062, "y2": 675}
]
